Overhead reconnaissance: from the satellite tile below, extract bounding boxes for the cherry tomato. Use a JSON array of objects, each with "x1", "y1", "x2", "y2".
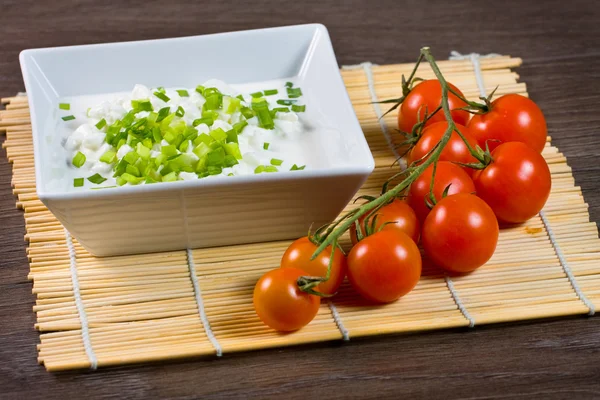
[
  {"x1": 422, "y1": 193, "x2": 498, "y2": 273},
  {"x1": 472, "y1": 142, "x2": 551, "y2": 224},
  {"x1": 253, "y1": 267, "x2": 320, "y2": 331},
  {"x1": 281, "y1": 237, "x2": 347, "y2": 295},
  {"x1": 407, "y1": 161, "x2": 476, "y2": 223},
  {"x1": 350, "y1": 199, "x2": 420, "y2": 245},
  {"x1": 467, "y1": 94, "x2": 547, "y2": 153},
  {"x1": 398, "y1": 80, "x2": 470, "y2": 134},
  {"x1": 348, "y1": 230, "x2": 421, "y2": 303},
  {"x1": 407, "y1": 121, "x2": 479, "y2": 175}
]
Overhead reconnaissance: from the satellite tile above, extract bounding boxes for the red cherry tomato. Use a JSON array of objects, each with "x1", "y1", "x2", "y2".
[
  {"x1": 472, "y1": 142, "x2": 551, "y2": 224},
  {"x1": 253, "y1": 267, "x2": 320, "y2": 331},
  {"x1": 422, "y1": 193, "x2": 499, "y2": 273},
  {"x1": 408, "y1": 121, "x2": 479, "y2": 175},
  {"x1": 467, "y1": 94, "x2": 547, "y2": 153},
  {"x1": 280, "y1": 237, "x2": 347, "y2": 295},
  {"x1": 347, "y1": 230, "x2": 421, "y2": 303},
  {"x1": 350, "y1": 199, "x2": 420, "y2": 245},
  {"x1": 407, "y1": 161, "x2": 476, "y2": 223},
  {"x1": 398, "y1": 80, "x2": 470, "y2": 134}
]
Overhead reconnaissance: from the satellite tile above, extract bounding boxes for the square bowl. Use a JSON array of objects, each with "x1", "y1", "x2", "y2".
[{"x1": 19, "y1": 24, "x2": 374, "y2": 256}]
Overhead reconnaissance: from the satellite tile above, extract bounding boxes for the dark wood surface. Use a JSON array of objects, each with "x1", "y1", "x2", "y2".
[{"x1": 2, "y1": 0, "x2": 600, "y2": 398}]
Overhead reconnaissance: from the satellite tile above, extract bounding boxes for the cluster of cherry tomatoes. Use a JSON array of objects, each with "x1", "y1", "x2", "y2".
[{"x1": 253, "y1": 71, "x2": 551, "y2": 332}]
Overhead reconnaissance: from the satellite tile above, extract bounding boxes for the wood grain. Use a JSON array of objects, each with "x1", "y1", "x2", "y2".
[{"x1": 1, "y1": 0, "x2": 600, "y2": 398}]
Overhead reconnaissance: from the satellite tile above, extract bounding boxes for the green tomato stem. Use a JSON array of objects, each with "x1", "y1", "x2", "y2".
[{"x1": 310, "y1": 47, "x2": 457, "y2": 261}]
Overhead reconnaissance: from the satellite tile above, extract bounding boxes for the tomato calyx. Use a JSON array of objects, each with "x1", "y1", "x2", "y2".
[
  {"x1": 451, "y1": 86, "x2": 499, "y2": 115},
  {"x1": 377, "y1": 54, "x2": 426, "y2": 118},
  {"x1": 299, "y1": 225, "x2": 347, "y2": 297},
  {"x1": 453, "y1": 140, "x2": 496, "y2": 171},
  {"x1": 296, "y1": 237, "x2": 340, "y2": 298},
  {"x1": 395, "y1": 105, "x2": 443, "y2": 159},
  {"x1": 296, "y1": 275, "x2": 335, "y2": 297},
  {"x1": 425, "y1": 182, "x2": 453, "y2": 210}
]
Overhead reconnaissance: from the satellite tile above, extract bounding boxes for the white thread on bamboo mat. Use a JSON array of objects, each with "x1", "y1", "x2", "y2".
[
  {"x1": 539, "y1": 211, "x2": 596, "y2": 315},
  {"x1": 327, "y1": 300, "x2": 350, "y2": 341},
  {"x1": 445, "y1": 276, "x2": 475, "y2": 328},
  {"x1": 65, "y1": 229, "x2": 98, "y2": 369},
  {"x1": 344, "y1": 60, "x2": 476, "y2": 327},
  {"x1": 342, "y1": 62, "x2": 406, "y2": 169},
  {"x1": 453, "y1": 51, "x2": 596, "y2": 316},
  {"x1": 449, "y1": 51, "x2": 501, "y2": 97},
  {"x1": 185, "y1": 248, "x2": 223, "y2": 356}
]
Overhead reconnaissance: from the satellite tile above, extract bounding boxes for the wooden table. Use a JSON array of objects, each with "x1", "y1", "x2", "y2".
[{"x1": 2, "y1": 0, "x2": 600, "y2": 398}]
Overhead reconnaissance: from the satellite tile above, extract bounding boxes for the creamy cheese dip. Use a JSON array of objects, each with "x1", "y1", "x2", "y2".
[{"x1": 56, "y1": 79, "x2": 317, "y2": 190}]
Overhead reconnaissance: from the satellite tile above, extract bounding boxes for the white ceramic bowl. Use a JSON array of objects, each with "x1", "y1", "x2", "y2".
[{"x1": 19, "y1": 24, "x2": 374, "y2": 256}]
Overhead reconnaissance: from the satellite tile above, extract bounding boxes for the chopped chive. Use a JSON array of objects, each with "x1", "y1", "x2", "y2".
[
  {"x1": 291, "y1": 104, "x2": 306, "y2": 112},
  {"x1": 271, "y1": 107, "x2": 289, "y2": 116},
  {"x1": 263, "y1": 142, "x2": 270, "y2": 150},
  {"x1": 241, "y1": 106, "x2": 255, "y2": 119},
  {"x1": 291, "y1": 164, "x2": 306, "y2": 171},
  {"x1": 232, "y1": 120, "x2": 248, "y2": 134},
  {"x1": 156, "y1": 86, "x2": 166, "y2": 93},
  {"x1": 263, "y1": 89, "x2": 278, "y2": 96},
  {"x1": 59, "y1": 103, "x2": 70, "y2": 110},
  {"x1": 287, "y1": 87, "x2": 303, "y2": 98},
  {"x1": 95, "y1": 118, "x2": 107, "y2": 129},
  {"x1": 131, "y1": 99, "x2": 153, "y2": 112},
  {"x1": 72, "y1": 152, "x2": 86, "y2": 168},
  {"x1": 224, "y1": 154, "x2": 239, "y2": 167},
  {"x1": 154, "y1": 91, "x2": 170, "y2": 102},
  {"x1": 192, "y1": 117, "x2": 213, "y2": 127},
  {"x1": 285, "y1": 81, "x2": 293, "y2": 88},
  {"x1": 276, "y1": 99, "x2": 297, "y2": 106},
  {"x1": 126, "y1": 164, "x2": 140, "y2": 177},
  {"x1": 120, "y1": 172, "x2": 143, "y2": 185},
  {"x1": 270, "y1": 158, "x2": 283, "y2": 166},
  {"x1": 236, "y1": 94, "x2": 245, "y2": 101},
  {"x1": 136, "y1": 142, "x2": 151, "y2": 160},
  {"x1": 250, "y1": 92, "x2": 263, "y2": 98},
  {"x1": 162, "y1": 171, "x2": 178, "y2": 182},
  {"x1": 251, "y1": 98, "x2": 274, "y2": 130},
  {"x1": 207, "y1": 165, "x2": 222, "y2": 175},
  {"x1": 122, "y1": 111, "x2": 136, "y2": 126},
  {"x1": 175, "y1": 106, "x2": 185, "y2": 117},
  {"x1": 223, "y1": 142, "x2": 242, "y2": 159},
  {"x1": 62, "y1": 115, "x2": 76, "y2": 121},
  {"x1": 176, "y1": 89, "x2": 189, "y2": 97},
  {"x1": 87, "y1": 173, "x2": 107, "y2": 185},
  {"x1": 265, "y1": 166, "x2": 278, "y2": 172},
  {"x1": 99, "y1": 149, "x2": 116, "y2": 164},
  {"x1": 209, "y1": 128, "x2": 227, "y2": 142},
  {"x1": 202, "y1": 88, "x2": 223, "y2": 110},
  {"x1": 227, "y1": 173, "x2": 234, "y2": 176},
  {"x1": 254, "y1": 165, "x2": 265, "y2": 174},
  {"x1": 124, "y1": 150, "x2": 140, "y2": 165},
  {"x1": 226, "y1": 129, "x2": 238, "y2": 144},
  {"x1": 161, "y1": 145, "x2": 178, "y2": 157},
  {"x1": 156, "y1": 107, "x2": 170, "y2": 123},
  {"x1": 73, "y1": 178, "x2": 84, "y2": 187},
  {"x1": 223, "y1": 96, "x2": 241, "y2": 114}
]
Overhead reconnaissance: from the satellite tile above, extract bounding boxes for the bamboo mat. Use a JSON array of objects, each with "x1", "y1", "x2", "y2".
[{"x1": 2, "y1": 56, "x2": 600, "y2": 372}]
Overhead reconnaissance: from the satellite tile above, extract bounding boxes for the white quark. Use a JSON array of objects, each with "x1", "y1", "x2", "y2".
[{"x1": 56, "y1": 78, "x2": 321, "y2": 190}]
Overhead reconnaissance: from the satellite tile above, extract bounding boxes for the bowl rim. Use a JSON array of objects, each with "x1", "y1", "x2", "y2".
[{"x1": 19, "y1": 23, "x2": 375, "y2": 202}]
